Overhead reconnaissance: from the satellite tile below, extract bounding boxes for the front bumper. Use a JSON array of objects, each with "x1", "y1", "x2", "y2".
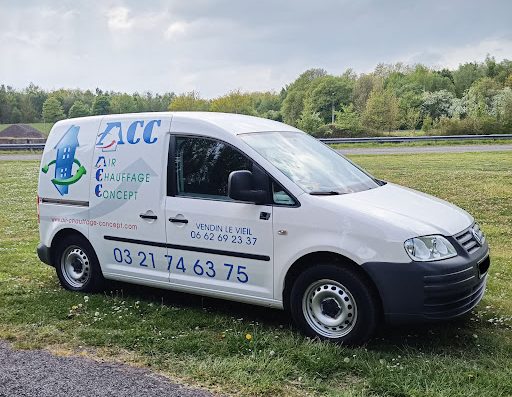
[{"x1": 362, "y1": 239, "x2": 490, "y2": 324}]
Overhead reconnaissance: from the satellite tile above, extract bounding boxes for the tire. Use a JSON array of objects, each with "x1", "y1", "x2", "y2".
[
  {"x1": 289, "y1": 263, "x2": 380, "y2": 345},
  {"x1": 54, "y1": 234, "x2": 105, "y2": 292}
]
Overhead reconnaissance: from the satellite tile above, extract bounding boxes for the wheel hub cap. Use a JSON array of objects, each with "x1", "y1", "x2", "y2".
[
  {"x1": 321, "y1": 298, "x2": 342, "y2": 319},
  {"x1": 302, "y1": 279, "x2": 358, "y2": 338},
  {"x1": 71, "y1": 258, "x2": 83, "y2": 274},
  {"x1": 61, "y1": 246, "x2": 91, "y2": 288}
]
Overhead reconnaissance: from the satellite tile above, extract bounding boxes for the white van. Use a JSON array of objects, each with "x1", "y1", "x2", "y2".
[{"x1": 37, "y1": 112, "x2": 490, "y2": 344}]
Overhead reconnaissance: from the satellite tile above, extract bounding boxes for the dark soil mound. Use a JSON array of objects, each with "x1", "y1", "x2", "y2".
[{"x1": 0, "y1": 124, "x2": 44, "y2": 138}]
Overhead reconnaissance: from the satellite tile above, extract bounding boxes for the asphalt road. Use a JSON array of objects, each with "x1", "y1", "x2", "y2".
[
  {"x1": 336, "y1": 144, "x2": 512, "y2": 155},
  {"x1": 0, "y1": 341, "x2": 218, "y2": 397},
  {"x1": 1, "y1": 145, "x2": 512, "y2": 161}
]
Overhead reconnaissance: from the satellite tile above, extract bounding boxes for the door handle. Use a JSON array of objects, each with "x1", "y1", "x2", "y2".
[
  {"x1": 169, "y1": 217, "x2": 188, "y2": 224},
  {"x1": 260, "y1": 211, "x2": 271, "y2": 220},
  {"x1": 140, "y1": 214, "x2": 158, "y2": 220}
]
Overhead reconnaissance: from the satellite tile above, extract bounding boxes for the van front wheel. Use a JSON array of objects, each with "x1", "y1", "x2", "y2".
[
  {"x1": 289, "y1": 264, "x2": 379, "y2": 345},
  {"x1": 54, "y1": 235, "x2": 105, "y2": 292}
]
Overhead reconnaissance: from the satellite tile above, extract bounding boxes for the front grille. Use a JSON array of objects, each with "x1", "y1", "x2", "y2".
[{"x1": 455, "y1": 223, "x2": 485, "y2": 254}]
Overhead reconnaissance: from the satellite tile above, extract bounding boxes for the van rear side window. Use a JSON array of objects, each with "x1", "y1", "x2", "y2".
[{"x1": 175, "y1": 136, "x2": 252, "y2": 200}]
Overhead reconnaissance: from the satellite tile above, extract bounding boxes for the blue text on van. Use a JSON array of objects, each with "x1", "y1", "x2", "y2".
[{"x1": 96, "y1": 119, "x2": 160, "y2": 147}]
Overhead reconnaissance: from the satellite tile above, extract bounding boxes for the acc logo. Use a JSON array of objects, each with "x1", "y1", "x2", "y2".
[
  {"x1": 95, "y1": 119, "x2": 160, "y2": 152},
  {"x1": 41, "y1": 125, "x2": 86, "y2": 196}
]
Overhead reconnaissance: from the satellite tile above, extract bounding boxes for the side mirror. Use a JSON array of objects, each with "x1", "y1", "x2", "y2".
[{"x1": 228, "y1": 170, "x2": 268, "y2": 204}]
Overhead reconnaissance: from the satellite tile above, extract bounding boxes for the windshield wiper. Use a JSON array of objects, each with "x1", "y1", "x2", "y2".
[{"x1": 309, "y1": 190, "x2": 342, "y2": 195}]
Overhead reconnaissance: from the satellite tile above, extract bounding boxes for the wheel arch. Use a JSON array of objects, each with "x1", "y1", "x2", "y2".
[
  {"x1": 282, "y1": 251, "x2": 383, "y2": 316},
  {"x1": 49, "y1": 228, "x2": 91, "y2": 267}
]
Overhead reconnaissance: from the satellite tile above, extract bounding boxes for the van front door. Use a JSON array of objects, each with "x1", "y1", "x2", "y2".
[{"x1": 165, "y1": 136, "x2": 274, "y2": 300}]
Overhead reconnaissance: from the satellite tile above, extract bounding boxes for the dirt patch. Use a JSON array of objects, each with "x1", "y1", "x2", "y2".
[{"x1": 0, "y1": 124, "x2": 44, "y2": 138}]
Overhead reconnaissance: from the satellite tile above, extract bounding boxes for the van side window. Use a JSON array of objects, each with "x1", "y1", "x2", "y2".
[
  {"x1": 175, "y1": 136, "x2": 253, "y2": 200},
  {"x1": 273, "y1": 182, "x2": 296, "y2": 206}
]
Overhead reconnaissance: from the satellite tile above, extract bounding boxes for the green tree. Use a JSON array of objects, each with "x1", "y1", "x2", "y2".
[
  {"x1": 353, "y1": 74, "x2": 383, "y2": 112},
  {"x1": 505, "y1": 74, "x2": 512, "y2": 89},
  {"x1": 466, "y1": 77, "x2": 500, "y2": 117},
  {"x1": 483, "y1": 55, "x2": 501, "y2": 78},
  {"x1": 420, "y1": 90, "x2": 456, "y2": 120},
  {"x1": 168, "y1": 91, "x2": 210, "y2": 111},
  {"x1": 406, "y1": 65, "x2": 455, "y2": 93},
  {"x1": 42, "y1": 97, "x2": 65, "y2": 122},
  {"x1": 453, "y1": 62, "x2": 484, "y2": 97},
  {"x1": 334, "y1": 104, "x2": 362, "y2": 132},
  {"x1": 0, "y1": 85, "x2": 15, "y2": 123},
  {"x1": 437, "y1": 68, "x2": 454, "y2": 84},
  {"x1": 491, "y1": 87, "x2": 512, "y2": 127},
  {"x1": 401, "y1": 107, "x2": 421, "y2": 130},
  {"x1": 374, "y1": 62, "x2": 412, "y2": 79},
  {"x1": 394, "y1": 83, "x2": 422, "y2": 129},
  {"x1": 210, "y1": 90, "x2": 255, "y2": 115},
  {"x1": 92, "y1": 95, "x2": 111, "y2": 115},
  {"x1": 362, "y1": 89, "x2": 400, "y2": 132},
  {"x1": 281, "y1": 68, "x2": 326, "y2": 126},
  {"x1": 52, "y1": 89, "x2": 80, "y2": 116},
  {"x1": 249, "y1": 91, "x2": 282, "y2": 120},
  {"x1": 502, "y1": 96, "x2": 512, "y2": 129},
  {"x1": 297, "y1": 110, "x2": 323, "y2": 133},
  {"x1": 132, "y1": 92, "x2": 174, "y2": 112},
  {"x1": 421, "y1": 115, "x2": 433, "y2": 132},
  {"x1": 304, "y1": 75, "x2": 353, "y2": 124},
  {"x1": 449, "y1": 97, "x2": 466, "y2": 119},
  {"x1": 20, "y1": 83, "x2": 47, "y2": 122},
  {"x1": 110, "y1": 94, "x2": 137, "y2": 114},
  {"x1": 68, "y1": 100, "x2": 91, "y2": 118},
  {"x1": 11, "y1": 107, "x2": 22, "y2": 123}
]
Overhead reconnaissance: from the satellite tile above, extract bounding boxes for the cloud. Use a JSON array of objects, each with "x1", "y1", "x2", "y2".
[
  {"x1": 106, "y1": 6, "x2": 133, "y2": 31},
  {"x1": 39, "y1": 7, "x2": 77, "y2": 21},
  {"x1": 105, "y1": 5, "x2": 171, "y2": 33},
  {"x1": 1, "y1": 0, "x2": 511, "y2": 96},
  {"x1": 400, "y1": 37, "x2": 512, "y2": 70},
  {"x1": 440, "y1": 37, "x2": 512, "y2": 68},
  {"x1": 164, "y1": 21, "x2": 191, "y2": 40}
]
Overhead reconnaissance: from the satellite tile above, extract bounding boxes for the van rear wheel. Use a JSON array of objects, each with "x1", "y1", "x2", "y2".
[
  {"x1": 289, "y1": 263, "x2": 379, "y2": 345},
  {"x1": 54, "y1": 235, "x2": 105, "y2": 292}
]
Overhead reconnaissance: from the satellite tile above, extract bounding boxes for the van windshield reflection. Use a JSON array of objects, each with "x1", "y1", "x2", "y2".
[{"x1": 240, "y1": 131, "x2": 380, "y2": 194}]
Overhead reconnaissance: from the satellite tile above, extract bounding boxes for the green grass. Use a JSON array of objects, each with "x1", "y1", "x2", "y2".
[
  {"x1": 0, "y1": 153, "x2": 511, "y2": 396},
  {"x1": 0, "y1": 150, "x2": 43, "y2": 155},
  {"x1": 0, "y1": 122, "x2": 54, "y2": 136}
]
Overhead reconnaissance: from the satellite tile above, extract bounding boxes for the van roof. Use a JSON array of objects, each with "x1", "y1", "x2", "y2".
[{"x1": 97, "y1": 111, "x2": 301, "y2": 135}]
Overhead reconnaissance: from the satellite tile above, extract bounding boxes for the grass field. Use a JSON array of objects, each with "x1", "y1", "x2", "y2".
[{"x1": 0, "y1": 153, "x2": 511, "y2": 396}]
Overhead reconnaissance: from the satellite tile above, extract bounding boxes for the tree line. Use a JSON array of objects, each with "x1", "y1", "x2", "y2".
[{"x1": 1, "y1": 56, "x2": 512, "y2": 136}]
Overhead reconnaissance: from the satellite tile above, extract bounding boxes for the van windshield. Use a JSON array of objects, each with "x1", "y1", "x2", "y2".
[{"x1": 240, "y1": 131, "x2": 380, "y2": 194}]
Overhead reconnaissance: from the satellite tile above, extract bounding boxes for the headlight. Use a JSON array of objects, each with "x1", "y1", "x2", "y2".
[{"x1": 404, "y1": 235, "x2": 457, "y2": 262}]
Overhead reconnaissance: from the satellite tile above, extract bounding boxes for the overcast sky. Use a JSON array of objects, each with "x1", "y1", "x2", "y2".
[{"x1": 1, "y1": 0, "x2": 511, "y2": 97}]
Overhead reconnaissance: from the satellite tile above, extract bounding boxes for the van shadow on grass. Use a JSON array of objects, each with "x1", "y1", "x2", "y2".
[
  {"x1": 103, "y1": 280, "x2": 291, "y2": 328},
  {"x1": 101, "y1": 280, "x2": 495, "y2": 356}
]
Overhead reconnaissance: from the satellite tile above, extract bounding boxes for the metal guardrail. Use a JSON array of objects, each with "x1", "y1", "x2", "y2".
[
  {"x1": 1, "y1": 134, "x2": 512, "y2": 150},
  {"x1": 318, "y1": 134, "x2": 512, "y2": 144},
  {"x1": 0, "y1": 143, "x2": 46, "y2": 150}
]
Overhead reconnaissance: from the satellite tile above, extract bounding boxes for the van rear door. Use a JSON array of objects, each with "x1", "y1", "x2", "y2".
[{"x1": 88, "y1": 115, "x2": 171, "y2": 284}]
